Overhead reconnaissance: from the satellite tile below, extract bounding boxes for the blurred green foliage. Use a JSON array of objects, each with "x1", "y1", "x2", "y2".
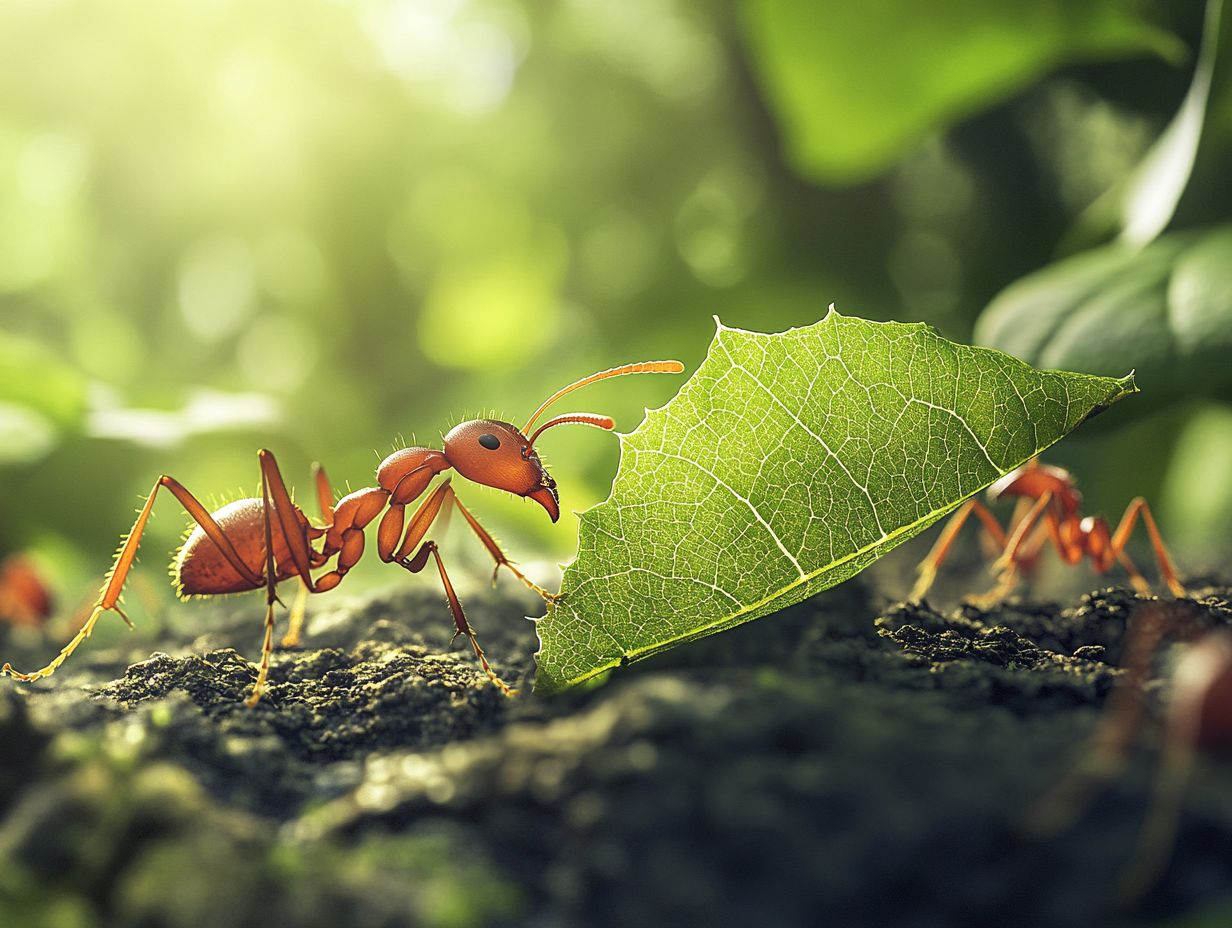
[
  {"x1": 741, "y1": 0, "x2": 1182, "y2": 183},
  {"x1": 0, "y1": 0, "x2": 1227, "y2": 616}
]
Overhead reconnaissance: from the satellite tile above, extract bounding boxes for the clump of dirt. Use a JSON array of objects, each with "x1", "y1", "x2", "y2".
[{"x1": 2, "y1": 580, "x2": 1232, "y2": 928}]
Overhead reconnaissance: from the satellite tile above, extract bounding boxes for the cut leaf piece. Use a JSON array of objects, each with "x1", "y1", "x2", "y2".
[{"x1": 534, "y1": 310, "x2": 1135, "y2": 692}]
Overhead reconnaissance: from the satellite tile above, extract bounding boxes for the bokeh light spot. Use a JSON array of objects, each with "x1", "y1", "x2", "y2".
[
  {"x1": 0, "y1": 402, "x2": 57, "y2": 464},
  {"x1": 675, "y1": 167, "x2": 763, "y2": 289},
  {"x1": 177, "y1": 236, "x2": 258, "y2": 341},
  {"x1": 258, "y1": 227, "x2": 329, "y2": 305},
  {"x1": 238, "y1": 314, "x2": 320, "y2": 392},
  {"x1": 417, "y1": 229, "x2": 567, "y2": 370},
  {"x1": 579, "y1": 209, "x2": 657, "y2": 301},
  {"x1": 69, "y1": 308, "x2": 145, "y2": 384}
]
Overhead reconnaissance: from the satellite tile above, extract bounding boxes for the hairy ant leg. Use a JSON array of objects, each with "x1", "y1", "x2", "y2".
[
  {"x1": 452, "y1": 493, "x2": 559, "y2": 602},
  {"x1": 406, "y1": 541, "x2": 515, "y2": 696},
  {"x1": 246, "y1": 471, "x2": 284, "y2": 706},
  {"x1": 2, "y1": 475, "x2": 265, "y2": 683},
  {"x1": 379, "y1": 479, "x2": 516, "y2": 695}
]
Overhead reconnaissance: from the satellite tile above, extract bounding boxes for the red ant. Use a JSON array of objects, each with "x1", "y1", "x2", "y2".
[
  {"x1": 1028, "y1": 601, "x2": 1232, "y2": 900},
  {"x1": 1, "y1": 360, "x2": 683, "y2": 704},
  {"x1": 0, "y1": 555, "x2": 53, "y2": 628},
  {"x1": 911, "y1": 458, "x2": 1187, "y2": 604}
]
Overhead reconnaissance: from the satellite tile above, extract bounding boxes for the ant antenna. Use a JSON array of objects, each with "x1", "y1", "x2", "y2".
[
  {"x1": 526, "y1": 413, "x2": 617, "y2": 453},
  {"x1": 522, "y1": 360, "x2": 684, "y2": 435}
]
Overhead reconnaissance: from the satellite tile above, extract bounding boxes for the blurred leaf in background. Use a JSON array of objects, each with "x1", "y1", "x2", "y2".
[{"x1": 739, "y1": 0, "x2": 1182, "y2": 184}]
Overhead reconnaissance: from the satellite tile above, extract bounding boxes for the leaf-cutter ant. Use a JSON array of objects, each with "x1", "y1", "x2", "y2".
[
  {"x1": 1, "y1": 360, "x2": 683, "y2": 704},
  {"x1": 0, "y1": 555, "x2": 53, "y2": 628},
  {"x1": 911, "y1": 458, "x2": 1187, "y2": 604},
  {"x1": 1028, "y1": 600, "x2": 1232, "y2": 899}
]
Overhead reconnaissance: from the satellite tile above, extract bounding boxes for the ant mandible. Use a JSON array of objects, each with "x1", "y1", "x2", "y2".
[
  {"x1": 911, "y1": 458, "x2": 1187, "y2": 605},
  {"x1": 1028, "y1": 601, "x2": 1232, "y2": 899},
  {"x1": 1, "y1": 360, "x2": 683, "y2": 704}
]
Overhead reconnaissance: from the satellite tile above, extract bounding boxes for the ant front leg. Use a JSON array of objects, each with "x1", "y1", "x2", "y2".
[
  {"x1": 452, "y1": 492, "x2": 559, "y2": 602},
  {"x1": 967, "y1": 491, "x2": 1057, "y2": 607},
  {"x1": 379, "y1": 479, "x2": 517, "y2": 696},
  {"x1": 2, "y1": 476, "x2": 265, "y2": 683}
]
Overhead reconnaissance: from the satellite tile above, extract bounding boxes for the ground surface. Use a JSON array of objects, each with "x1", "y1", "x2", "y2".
[{"x1": 1, "y1": 575, "x2": 1231, "y2": 928}]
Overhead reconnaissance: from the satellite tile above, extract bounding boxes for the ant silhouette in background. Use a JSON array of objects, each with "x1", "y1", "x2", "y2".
[
  {"x1": 911, "y1": 458, "x2": 1187, "y2": 604},
  {"x1": 0, "y1": 555, "x2": 53, "y2": 628},
  {"x1": 1028, "y1": 600, "x2": 1232, "y2": 900},
  {"x1": 1, "y1": 360, "x2": 683, "y2": 704}
]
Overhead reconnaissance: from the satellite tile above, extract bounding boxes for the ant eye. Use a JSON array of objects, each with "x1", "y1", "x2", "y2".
[{"x1": 478, "y1": 433, "x2": 501, "y2": 450}]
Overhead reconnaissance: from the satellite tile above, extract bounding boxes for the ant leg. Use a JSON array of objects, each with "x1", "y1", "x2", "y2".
[
  {"x1": 451, "y1": 491, "x2": 559, "y2": 602},
  {"x1": 404, "y1": 541, "x2": 516, "y2": 697},
  {"x1": 280, "y1": 580, "x2": 311, "y2": 648},
  {"x1": 967, "y1": 492, "x2": 1053, "y2": 606},
  {"x1": 2, "y1": 476, "x2": 265, "y2": 682},
  {"x1": 275, "y1": 463, "x2": 336, "y2": 649},
  {"x1": 992, "y1": 491, "x2": 1052, "y2": 573},
  {"x1": 911, "y1": 499, "x2": 1007, "y2": 601},
  {"x1": 378, "y1": 481, "x2": 516, "y2": 694},
  {"x1": 316, "y1": 487, "x2": 388, "y2": 593},
  {"x1": 312, "y1": 463, "x2": 335, "y2": 526},
  {"x1": 1110, "y1": 498, "x2": 1187, "y2": 597},
  {"x1": 245, "y1": 470, "x2": 284, "y2": 707},
  {"x1": 389, "y1": 480, "x2": 453, "y2": 563},
  {"x1": 257, "y1": 450, "x2": 320, "y2": 592},
  {"x1": 1115, "y1": 549, "x2": 1154, "y2": 596}
]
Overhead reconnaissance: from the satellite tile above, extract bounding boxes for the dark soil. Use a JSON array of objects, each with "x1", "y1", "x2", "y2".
[{"x1": 2, "y1": 578, "x2": 1232, "y2": 928}]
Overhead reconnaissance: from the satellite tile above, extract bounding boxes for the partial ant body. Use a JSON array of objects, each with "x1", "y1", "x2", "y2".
[
  {"x1": 1030, "y1": 601, "x2": 1232, "y2": 899},
  {"x1": 911, "y1": 458, "x2": 1187, "y2": 604},
  {"x1": 1, "y1": 361, "x2": 683, "y2": 704},
  {"x1": 0, "y1": 555, "x2": 53, "y2": 628}
]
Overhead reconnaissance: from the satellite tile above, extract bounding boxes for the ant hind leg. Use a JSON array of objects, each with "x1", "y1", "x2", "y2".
[{"x1": 2, "y1": 475, "x2": 264, "y2": 683}]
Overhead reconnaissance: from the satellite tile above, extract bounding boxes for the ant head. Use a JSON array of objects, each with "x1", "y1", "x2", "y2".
[
  {"x1": 442, "y1": 360, "x2": 685, "y2": 524},
  {"x1": 443, "y1": 419, "x2": 560, "y2": 522}
]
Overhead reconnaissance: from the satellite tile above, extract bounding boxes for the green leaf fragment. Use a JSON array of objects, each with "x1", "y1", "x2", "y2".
[{"x1": 534, "y1": 310, "x2": 1135, "y2": 692}]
